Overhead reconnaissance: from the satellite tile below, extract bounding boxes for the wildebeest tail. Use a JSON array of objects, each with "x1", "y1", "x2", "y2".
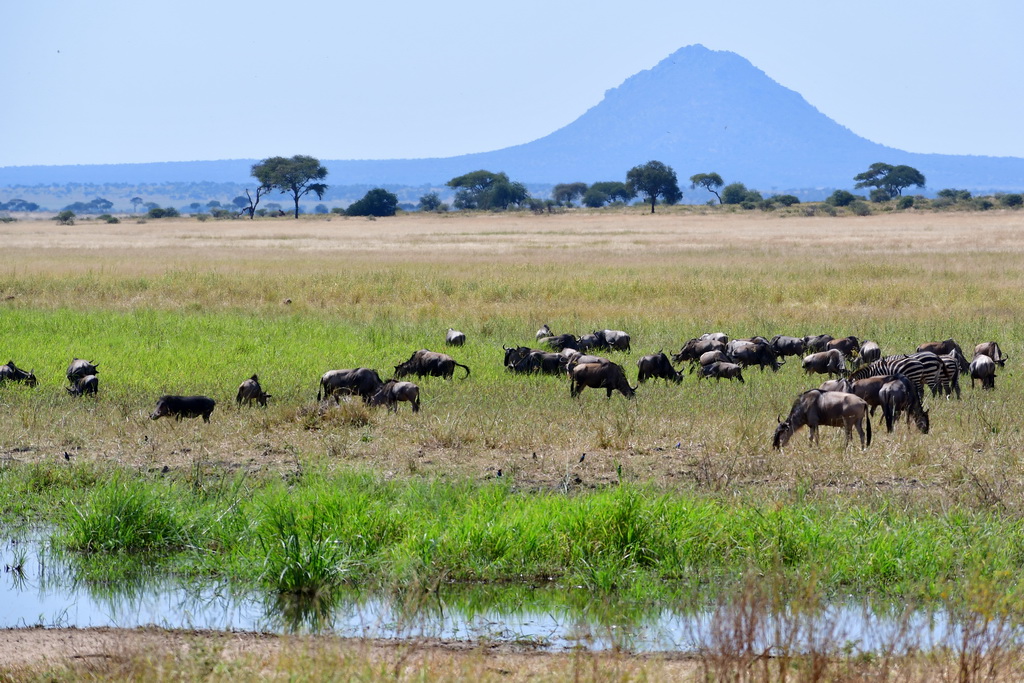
[
  {"x1": 866, "y1": 414, "x2": 872, "y2": 447},
  {"x1": 316, "y1": 380, "x2": 322, "y2": 402},
  {"x1": 455, "y1": 362, "x2": 471, "y2": 378}
]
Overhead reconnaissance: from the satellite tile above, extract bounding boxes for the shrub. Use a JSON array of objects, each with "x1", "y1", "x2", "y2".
[
  {"x1": 938, "y1": 188, "x2": 972, "y2": 202},
  {"x1": 772, "y1": 194, "x2": 800, "y2": 207},
  {"x1": 56, "y1": 210, "x2": 75, "y2": 225},
  {"x1": 869, "y1": 188, "x2": 890, "y2": 203},
  {"x1": 314, "y1": 204, "x2": 329, "y2": 214},
  {"x1": 849, "y1": 201, "x2": 871, "y2": 216},
  {"x1": 998, "y1": 193, "x2": 1023, "y2": 208},
  {"x1": 826, "y1": 190, "x2": 856, "y2": 207},
  {"x1": 897, "y1": 196, "x2": 915, "y2": 210},
  {"x1": 0, "y1": 216, "x2": 15, "y2": 223},
  {"x1": 721, "y1": 183, "x2": 749, "y2": 205},
  {"x1": 346, "y1": 188, "x2": 398, "y2": 217},
  {"x1": 972, "y1": 198, "x2": 994, "y2": 211}
]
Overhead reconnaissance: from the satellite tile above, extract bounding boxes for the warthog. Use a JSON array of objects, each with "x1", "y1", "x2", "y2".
[
  {"x1": 317, "y1": 368, "x2": 384, "y2": 402},
  {"x1": 445, "y1": 328, "x2": 466, "y2": 346},
  {"x1": 878, "y1": 377, "x2": 929, "y2": 434},
  {"x1": 569, "y1": 362, "x2": 636, "y2": 399},
  {"x1": 150, "y1": 395, "x2": 216, "y2": 422},
  {"x1": 801, "y1": 349, "x2": 846, "y2": 377},
  {"x1": 539, "y1": 334, "x2": 579, "y2": 352},
  {"x1": 67, "y1": 374, "x2": 98, "y2": 396},
  {"x1": 969, "y1": 354, "x2": 996, "y2": 390},
  {"x1": 769, "y1": 335, "x2": 806, "y2": 359},
  {"x1": 974, "y1": 342, "x2": 1007, "y2": 367},
  {"x1": 66, "y1": 358, "x2": 98, "y2": 382},
  {"x1": 236, "y1": 374, "x2": 271, "y2": 407},
  {"x1": 803, "y1": 334, "x2": 834, "y2": 353},
  {"x1": 394, "y1": 349, "x2": 470, "y2": 380},
  {"x1": 697, "y1": 361, "x2": 745, "y2": 383},
  {"x1": 773, "y1": 389, "x2": 871, "y2": 449},
  {"x1": 0, "y1": 360, "x2": 37, "y2": 387},
  {"x1": 826, "y1": 336, "x2": 861, "y2": 359},
  {"x1": 636, "y1": 351, "x2": 682, "y2": 383},
  {"x1": 369, "y1": 380, "x2": 420, "y2": 412}
]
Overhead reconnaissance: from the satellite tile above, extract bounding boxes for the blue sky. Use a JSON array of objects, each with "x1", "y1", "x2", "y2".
[{"x1": 4, "y1": 0, "x2": 1023, "y2": 167}]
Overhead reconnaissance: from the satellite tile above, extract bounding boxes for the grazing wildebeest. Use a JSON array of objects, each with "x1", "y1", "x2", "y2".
[
  {"x1": 804, "y1": 334, "x2": 834, "y2": 353},
  {"x1": 317, "y1": 368, "x2": 385, "y2": 402},
  {"x1": 773, "y1": 390, "x2": 871, "y2": 449},
  {"x1": 509, "y1": 351, "x2": 568, "y2": 375},
  {"x1": 849, "y1": 374, "x2": 903, "y2": 417},
  {"x1": 854, "y1": 341, "x2": 881, "y2": 368},
  {"x1": 916, "y1": 338, "x2": 964, "y2": 358},
  {"x1": 236, "y1": 374, "x2": 271, "y2": 407},
  {"x1": 969, "y1": 354, "x2": 996, "y2": 390},
  {"x1": 369, "y1": 380, "x2": 421, "y2": 412},
  {"x1": 801, "y1": 349, "x2": 846, "y2": 377},
  {"x1": 0, "y1": 360, "x2": 37, "y2": 387},
  {"x1": 66, "y1": 358, "x2": 98, "y2": 382},
  {"x1": 672, "y1": 338, "x2": 726, "y2": 366},
  {"x1": 503, "y1": 345, "x2": 537, "y2": 370},
  {"x1": 636, "y1": 351, "x2": 682, "y2": 383},
  {"x1": 878, "y1": 377, "x2": 930, "y2": 434},
  {"x1": 67, "y1": 374, "x2": 98, "y2": 396},
  {"x1": 569, "y1": 362, "x2": 636, "y2": 399},
  {"x1": 564, "y1": 352, "x2": 611, "y2": 373},
  {"x1": 818, "y1": 378, "x2": 853, "y2": 393},
  {"x1": 729, "y1": 340, "x2": 781, "y2": 372},
  {"x1": 826, "y1": 336, "x2": 861, "y2": 360},
  {"x1": 445, "y1": 328, "x2": 466, "y2": 347},
  {"x1": 539, "y1": 334, "x2": 579, "y2": 352},
  {"x1": 576, "y1": 333, "x2": 603, "y2": 351},
  {"x1": 150, "y1": 395, "x2": 216, "y2": 422},
  {"x1": 697, "y1": 349, "x2": 731, "y2": 369},
  {"x1": 394, "y1": 349, "x2": 470, "y2": 380},
  {"x1": 697, "y1": 361, "x2": 745, "y2": 383},
  {"x1": 700, "y1": 332, "x2": 729, "y2": 344},
  {"x1": 974, "y1": 342, "x2": 1008, "y2": 367},
  {"x1": 769, "y1": 335, "x2": 806, "y2": 359},
  {"x1": 596, "y1": 329, "x2": 631, "y2": 352},
  {"x1": 535, "y1": 324, "x2": 552, "y2": 340}
]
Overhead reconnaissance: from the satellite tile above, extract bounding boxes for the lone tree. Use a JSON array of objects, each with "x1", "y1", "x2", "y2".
[
  {"x1": 552, "y1": 182, "x2": 588, "y2": 207},
  {"x1": 689, "y1": 172, "x2": 724, "y2": 204},
  {"x1": 447, "y1": 170, "x2": 529, "y2": 210},
  {"x1": 582, "y1": 181, "x2": 634, "y2": 208},
  {"x1": 626, "y1": 160, "x2": 682, "y2": 213},
  {"x1": 251, "y1": 155, "x2": 329, "y2": 218},
  {"x1": 346, "y1": 188, "x2": 399, "y2": 217},
  {"x1": 853, "y1": 162, "x2": 926, "y2": 200}
]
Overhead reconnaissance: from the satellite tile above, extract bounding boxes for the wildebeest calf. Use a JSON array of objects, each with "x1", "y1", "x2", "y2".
[
  {"x1": 369, "y1": 380, "x2": 421, "y2": 412},
  {"x1": 66, "y1": 358, "x2": 99, "y2": 382},
  {"x1": 697, "y1": 361, "x2": 745, "y2": 383},
  {"x1": 445, "y1": 328, "x2": 466, "y2": 346},
  {"x1": 236, "y1": 374, "x2": 271, "y2": 407},
  {"x1": 150, "y1": 395, "x2": 216, "y2": 422},
  {"x1": 969, "y1": 354, "x2": 996, "y2": 390},
  {"x1": 67, "y1": 374, "x2": 98, "y2": 397}
]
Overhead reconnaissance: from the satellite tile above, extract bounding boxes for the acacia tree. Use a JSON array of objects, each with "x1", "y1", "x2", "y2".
[
  {"x1": 854, "y1": 162, "x2": 926, "y2": 199},
  {"x1": 583, "y1": 181, "x2": 634, "y2": 207},
  {"x1": 251, "y1": 155, "x2": 329, "y2": 218},
  {"x1": 626, "y1": 160, "x2": 682, "y2": 213},
  {"x1": 447, "y1": 170, "x2": 529, "y2": 210},
  {"x1": 689, "y1": 172, "x2": 724, "y2": 204},
  {"x1": 552, "y1": 182, "x2": 588, "y2": 207}
]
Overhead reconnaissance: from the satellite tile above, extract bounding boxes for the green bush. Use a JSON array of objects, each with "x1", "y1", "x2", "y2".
[
  {"x1": 826, "y1": 190, "x2": 856, "y2": 207},
  {"x1": 56, "y1": 210, "x2": 75, "y2": 225},
  {"x1": 897, "y1": 196, "x2": 915, "y2": 210},
  {"x1": 998, "y1": 193, "x2": 1023, "y2": 208},
  {"x1": 869, "y1": 189, "x2": 890, "y2": 203},
  {"x1": 849, "y1": 201, "x2": 871, "y2": 216}
]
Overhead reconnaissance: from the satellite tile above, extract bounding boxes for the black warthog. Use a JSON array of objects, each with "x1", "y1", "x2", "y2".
[
  {"x1": 569, "y1": 362, "x2": 635, "y2": 399},
  {"x1": 636, "y1": 351, "x2": 682, "y2": 383},
  {"x1": 150, "y1": 395, "x2": 216, "y2": 422},
  {"x1": 394, "y1": 350, "x2": 470, "y2": 380},
  {"x1": 445, "y1": 328, "x2": 466, "y2": 346},
  {"x1": 0, "y1": 360, "x2": 37, "y2": 387},
  {"x1": 969, "y1": 354, "x2": 996, "y2": 390},
  {"x1": 67, "y1": 374, "x2": 98, "y2": 396},
  {"x1": 878, "y1": 377, "x2": 930, "y2": 434},
  {"x1": 236, "y1": 374, "x2": 271, "y2": 407},
  {"x1": 697, "y1": 361, "x2": 745, "y2": 383},
  {"x1": 974, "y1": 342, "x2": 1008, "y2": 367},
  {"x1": 773, "y1": 390, "x2": 871, "y2": 449},
  {"x1": 317, "y1": 368, "x2": 385, "y2": 402},
  {"x1": 369, "y1": 380, "x2": 421, "y2": 412},
  {"x1": 801, "y1": 349, "x2": 846, "y2": 377},
  {"x1": 66, "y1": 358, "x2": 98, "y2": 382}
]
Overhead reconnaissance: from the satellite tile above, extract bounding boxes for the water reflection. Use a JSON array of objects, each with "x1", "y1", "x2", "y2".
[{"x1": 2, "y1": 530, "x2": 1022, "y2": 654}]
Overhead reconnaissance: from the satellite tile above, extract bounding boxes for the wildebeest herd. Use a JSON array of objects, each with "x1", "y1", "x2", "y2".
[{"x1": 0, "y1": 327, "x2": 1008, "y2": 450}]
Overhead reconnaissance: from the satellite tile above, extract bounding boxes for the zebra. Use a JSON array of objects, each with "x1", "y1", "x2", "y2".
[
  {"x1": 847, "y1": 352, "x2": 949, "y2": 400},
  {"x1": 936, "y1": 350, "x2": 969, "y2": 399}
]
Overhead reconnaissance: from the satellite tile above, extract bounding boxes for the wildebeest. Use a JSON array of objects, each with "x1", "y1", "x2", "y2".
[
  {"x1": 700, "y1": 332, "x2": 729, "y2": 344},
  {"x1": 773, "y1": 390, "x2": 871, "y2": 449},
  {"x1": 445, "y1": 328, "x2": 466, "y2": 346},
  {"x1": 826, "y1": 336, "x2": 861, "y2": 359},
  {"x1": 67, "y1": 374, "x2": 98, "y2": 396},
  {"x1": 729, "y1": 340, "x2": 781, "y2": 372},
  {"x1": 672, "y1": 338, "x2": 727, "y2": 365},
  {"x1": 503, "y1": 345, "x2": 536, "y2": 370},
  {"x1": 394, "y1": 349, "x2": 470, "y2": 380},
  {"x1": 878, "y1": 377, "x2": 930, "y2": 434},
  {"x1": 697, "y1": 349, "x2": 731, "y2": 369},
  {"x1": 576, "y1": 333, "x2": 602, "y2": 351},
  {"x1": 855, "y1": 340, "x2": 882, "y2": 368},
  {"x1": 564, "y1": 352, "x2": 611, "y2": 373},
  {"x1": 509, "y1": 350, "x2": 568, "y2": 375},
  {"x1": 969, "y1": 354, "x2": 996, "y2": 390},
  {"x1": 0, "y1": 360, "x2": 37, "y2": 387},
  {"x1": 536, "y1": 324, "x2": 552, "y2": 340},
  {"x1": 801, "y1": 349, "x2": 846, "y2": 377},
  {"x1": 636, "y1": 352, "x2": 682, "y2": 383},
  {"x1": 317, "y1": 368, "x2": 385, "y2": 402},
  {"x1": 369, "y1": 380, "x2": 420, "y2": 412},
  {"x1": 150, "y1": 395, "x2": 216, "y2": 422},
  {"x1": 697, "y1": 361, "x2": 745, "y2": 383},
  {"x1": 916, "y1": 338, "x2": 963, "y2": 357},
  {"x1": 569, "y1": 362, "x2": 636, "y2": 399},
  {"x1": 66, "y1": 358, "x2": 98, "y2": 382},
  {"x1": 539, "y1": 334, "x2": 579, "y2": 352},
  {"x1": 818, "y1": 378, "x2": 852, "y2": 393},
  {"x1": 803, "y1": 334, "x2": 834, "y2": 353},
  {"x1": 769, "y1": 335, "x2": 806, "y2": 359},
  {"x1": 974, "y1": 342, "x2": 1008, "y2": 367},
  {"x1": 236, "y1": 374, "x2": 271, "y2": 407},
  {"x1": 596, "y1": 329, "x2": 631, "y2": 352}
]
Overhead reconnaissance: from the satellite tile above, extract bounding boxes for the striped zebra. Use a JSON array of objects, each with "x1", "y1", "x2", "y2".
[
  {"x1": 937, "y1": 350, "x2": 969, "y2": 399},
  {"x1": 847, "y1": 352, "x2": 949, "y2": 400}
]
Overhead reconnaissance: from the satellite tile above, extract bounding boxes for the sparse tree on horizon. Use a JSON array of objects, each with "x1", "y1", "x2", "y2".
[
  {"x1": 626, "y1": 160, "x2": 682, "y2": 213},
  {"x1": 854, "y1": 162, "x2": 926, "y2": 200},
  {"x1": 690, "y1": 172, "x2": 724, "y2": 204},
  {"x1": 251, "y1": 155, "x2": 329, "y2": 218},
  {"x1": 552, "y1": 182, "x2": 588, "y2": 207}
]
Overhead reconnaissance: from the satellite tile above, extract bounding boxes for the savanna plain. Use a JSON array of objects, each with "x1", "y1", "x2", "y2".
[{"x1": 2, "y1": 207, "x2": 1024, "y2": 681}]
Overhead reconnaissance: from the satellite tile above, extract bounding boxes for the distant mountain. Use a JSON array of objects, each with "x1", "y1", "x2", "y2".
[{"x1": 4, "y1": 45, "x2": 1024, "y2": 194}]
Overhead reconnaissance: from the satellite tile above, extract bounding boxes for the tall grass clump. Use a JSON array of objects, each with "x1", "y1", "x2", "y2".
[{"x1": 58, "y1": 473, "x2": 194, "y2": 553}]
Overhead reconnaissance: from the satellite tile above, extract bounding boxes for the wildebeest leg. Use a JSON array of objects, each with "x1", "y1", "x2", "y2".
[
  {"x1": 570, "y1": 381, "x2": 581, "y2": 398},
  {"x1": 412, "y1": 396, "x2": 420, "y2": 412},
  {"x1": 606, "y1": 387, "x2": 613, "y2": 398}
]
